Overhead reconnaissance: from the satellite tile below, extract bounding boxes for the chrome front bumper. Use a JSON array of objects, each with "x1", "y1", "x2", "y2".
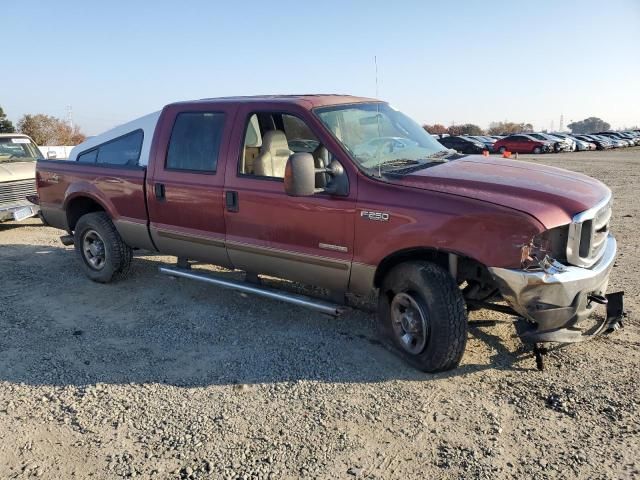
[
  {"x1": 489, "y1": 234, "x2": 618, "y2": 343},
  {"x1": 0, "y1": 202, "x2": 40, "y2": 222}
]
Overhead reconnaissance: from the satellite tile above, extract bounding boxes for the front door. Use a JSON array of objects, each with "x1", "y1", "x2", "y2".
[
  {"x1": 146, "y1": 104, "x2": 237, "y2": 267},
  {"x1": 223, "y1": 105, "x2": 356, "y2": 292}
]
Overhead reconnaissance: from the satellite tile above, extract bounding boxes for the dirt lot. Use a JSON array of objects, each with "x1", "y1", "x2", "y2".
[{"x1": 1, "y1": 148, "x2": 638, "y2": 479}]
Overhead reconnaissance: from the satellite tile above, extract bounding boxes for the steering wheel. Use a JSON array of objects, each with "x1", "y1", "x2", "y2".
[{"x1": 374, "y1": 139, "x2": 396, "y2": 158}]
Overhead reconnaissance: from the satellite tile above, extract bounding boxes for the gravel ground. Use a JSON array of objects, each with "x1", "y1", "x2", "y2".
[{"x1": 0, "y1": 148, "x2": 638, "y2": 479}]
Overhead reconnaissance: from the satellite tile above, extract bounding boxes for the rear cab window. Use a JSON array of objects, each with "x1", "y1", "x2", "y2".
[{"x1": 165, "y1": 112, "x2": 225, "y2": 173}]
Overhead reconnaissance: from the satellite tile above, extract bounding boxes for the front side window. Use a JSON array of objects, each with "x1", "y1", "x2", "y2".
[
  {"x1": 96, "y1": 130, "x2": 144, "y2": 165},
  {"x1": 166, "y1": 112, "x2": 225, "y2": 172},
  {"x1": 282, "y1": 114, "x2": 320, "y2": 153},
  {"x1": 315, "y1": 103, "x2": 449, "y2": 174},
  {"x1": 239, "y1": 112, "x2": 327, "y2": 180}
]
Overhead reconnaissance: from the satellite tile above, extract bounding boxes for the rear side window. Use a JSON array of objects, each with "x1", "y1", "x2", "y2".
[
  {"x1": 166, "y1": 112, "x2": 225, "y2": 172},
  {"x1": 96, "y1": 130, "x2": 144, "y2": 165}
]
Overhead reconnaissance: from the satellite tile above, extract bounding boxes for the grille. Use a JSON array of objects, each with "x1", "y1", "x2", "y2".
[
  {"x1": 566, "y1": 196, "x2": 612, "y2": 267},
  {"x1": 0, "y1": 179, "x2": 37, "y2": 207}
]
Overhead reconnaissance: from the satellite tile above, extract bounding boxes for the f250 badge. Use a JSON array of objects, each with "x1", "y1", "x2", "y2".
[{"x1": 360, "y1": 210, "x2": 390, "y2": 222}]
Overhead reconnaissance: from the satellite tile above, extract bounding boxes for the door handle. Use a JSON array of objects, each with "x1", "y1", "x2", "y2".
[
  {"x1": 225, "y1": 191, "x2": 239, "y2": 212},
  {"x1": 155, "y1": 183, "x2": 166, "y2": 201}
]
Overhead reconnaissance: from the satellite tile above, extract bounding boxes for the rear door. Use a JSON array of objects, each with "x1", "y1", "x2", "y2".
[{"x1": 146, "y1": 103, "x2": 237, "y2": 267}]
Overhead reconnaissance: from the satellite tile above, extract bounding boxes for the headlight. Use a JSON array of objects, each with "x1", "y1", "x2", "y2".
[{"x1": 520, "y1": 225, "x2": 569, "y2": 270}]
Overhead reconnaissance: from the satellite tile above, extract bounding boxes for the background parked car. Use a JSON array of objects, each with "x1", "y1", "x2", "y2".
[
  {"x1": 437, "y1": 135, "x2": 487, "y2": 154},
  {"x1": 574, "y1": 134, "x2": 612, "y2": 150},
  {"x1": 595, "y1": 134, "x2": 628, "y2": 148},
  {"x1": 0, "y1": 133, "x2": 42, "y2": 222},
  {"x1": 551, "y1": 133, "x2": 594, "y2": 151},
  {"x1": 598, "y1": 131, "x2": 640, "y2": 146},
  {"x1": 492, "y1": 134, "x2": 552, "y2": 154},
  {"x1": 465, "y1": 135, "x2": 496, "y2": 152},
  {"x1": 528, "y1": 133, "x2": 572, "y2": 152}
]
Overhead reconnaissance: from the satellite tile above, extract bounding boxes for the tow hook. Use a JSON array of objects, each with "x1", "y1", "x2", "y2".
[{"x1": 587, "y1": 293, "x2": 608, "y2": 306}]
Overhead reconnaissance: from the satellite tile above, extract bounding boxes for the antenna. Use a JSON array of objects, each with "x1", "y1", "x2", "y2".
[
  {"x1": 374, "y1": 55, "x2": 379, "y2": 98},
  {"x1": 560, "y1": 113, "x2": 564, "y2": 132},
  {"x1": 375, "y1": 56, "x2": 382, "y2": 178},
  {"x1": 66, "y1": 105, "x2": 73, "y2": 129}
]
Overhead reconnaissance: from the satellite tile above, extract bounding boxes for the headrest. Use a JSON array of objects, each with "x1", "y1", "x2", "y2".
[{"x1": 262, "y1": 130, "x2": 290, "y2": 157}]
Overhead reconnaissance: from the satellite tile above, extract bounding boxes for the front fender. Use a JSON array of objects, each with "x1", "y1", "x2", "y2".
[{"x1": 354, "y1": 187, "x2": 545, "y2": 269}]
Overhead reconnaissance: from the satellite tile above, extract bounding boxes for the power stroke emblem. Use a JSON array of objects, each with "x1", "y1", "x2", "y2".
[{"x1": 360, "y1": 210, "x2": 390, "y2": 222}]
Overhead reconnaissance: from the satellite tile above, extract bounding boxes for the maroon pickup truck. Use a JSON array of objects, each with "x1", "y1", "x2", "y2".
[{"x1": 36, "y1": 95, "x2": 623, "y2": 372}]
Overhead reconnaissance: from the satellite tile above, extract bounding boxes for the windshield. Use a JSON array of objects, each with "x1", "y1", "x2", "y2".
[
  {"x1": 0, "y1": 137, "x2": 43, "y2": 163},
  {"x1": 314, "y1": 103, "x2": 450, "y2": 173}
]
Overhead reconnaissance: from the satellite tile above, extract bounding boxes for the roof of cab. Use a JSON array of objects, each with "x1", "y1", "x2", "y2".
[{"x1": 167, "y1": 94, "x2": 380, "y2": 109}]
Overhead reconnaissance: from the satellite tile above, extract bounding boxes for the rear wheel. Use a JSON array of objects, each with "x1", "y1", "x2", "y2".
[
  {"x1": 377, "y1": 261, "x2": 468, "y2": 372},
  {"x1": 74, "y1": 212, "x2": 132, "y2": 283},
  {"x1": 533, "y1": 146, "x2": 542, "y2": 154}
]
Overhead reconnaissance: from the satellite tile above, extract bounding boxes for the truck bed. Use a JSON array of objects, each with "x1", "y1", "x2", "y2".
[{"x1": 37, "y1": 160, "x2": 153, "y2": 250}]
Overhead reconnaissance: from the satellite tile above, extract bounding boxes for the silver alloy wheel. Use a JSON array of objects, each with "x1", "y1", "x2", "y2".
[
  {"x1": 390, "y1": 292, "x2": 429, "y2": 355},
  {"x1": 82, "y1": 229, "x2": 107, "y2": 270}
]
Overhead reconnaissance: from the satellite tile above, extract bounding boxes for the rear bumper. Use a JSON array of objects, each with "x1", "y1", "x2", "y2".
[{"x1": 488, "y1": 234, "x2": 619, "y2": 343}]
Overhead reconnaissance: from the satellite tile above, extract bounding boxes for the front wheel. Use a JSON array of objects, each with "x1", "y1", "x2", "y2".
[
  {"x1": 498, "y1": 146, "x2": 507, "y2": 154},
  {"x1": 74, "y1": 212, "x2": 133, "y2": 283},
  {"x1": 377, "y1": 261, "x2": 468, "y2": 372}
]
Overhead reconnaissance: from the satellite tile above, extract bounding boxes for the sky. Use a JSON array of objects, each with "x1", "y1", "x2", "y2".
[{"x1": 3, "y1": 0, "x2": 639, "y2": 135}]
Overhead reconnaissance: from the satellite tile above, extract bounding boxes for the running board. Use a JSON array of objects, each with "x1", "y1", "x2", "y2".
[{"x1": 159, "y1": 266, "x2": 346, "y2": 317}]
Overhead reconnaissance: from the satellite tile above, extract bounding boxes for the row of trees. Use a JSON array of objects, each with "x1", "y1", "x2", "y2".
[
  {"x1": 0, "y1": 106, "x2": 86, "y2": 145},
  {"x1": 423, "y1": 117, "x2": 612, "y2": 136}
]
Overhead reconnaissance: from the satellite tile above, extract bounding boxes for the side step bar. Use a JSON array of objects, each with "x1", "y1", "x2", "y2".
[{"x1": 159, "y1": 266, "x2": 346, "y2": 317}]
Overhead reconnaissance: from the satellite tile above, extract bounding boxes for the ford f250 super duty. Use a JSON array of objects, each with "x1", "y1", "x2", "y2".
[{"x1": 35, "y1": 95, "x2": 624, "y2": 372}]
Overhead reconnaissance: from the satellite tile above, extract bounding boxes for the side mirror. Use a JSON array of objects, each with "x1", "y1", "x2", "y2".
[{"x1": 284, "y1": 153, "x2": 317, "y2": 196}]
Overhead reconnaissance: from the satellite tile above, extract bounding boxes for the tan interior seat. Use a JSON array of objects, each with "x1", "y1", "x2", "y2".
[
  {"x1": 253, "y1": 130, "x2": 290, "y2": 178},
  {"x1": 241, "y1": 115, "x2": 262, "y2": 174}
]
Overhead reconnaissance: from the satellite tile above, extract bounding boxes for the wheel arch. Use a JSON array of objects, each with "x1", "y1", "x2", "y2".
[
  {"x1": 65, "y1": 195, "x2": 108, "y2": 231},
  {"x1": 374, "y1": 247, "x2": 455, "y2": 289},
  {"x1": 372, "y1": 246, "x2": 496, "y2": 291}
]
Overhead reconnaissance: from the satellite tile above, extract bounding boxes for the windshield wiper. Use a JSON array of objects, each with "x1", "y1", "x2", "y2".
[
  {"x1": 425, "y1": 149, "x2": 455, "y2": 160},
  {"x1": 378, "y1": 159, "x2": 422, "y2": 168}
]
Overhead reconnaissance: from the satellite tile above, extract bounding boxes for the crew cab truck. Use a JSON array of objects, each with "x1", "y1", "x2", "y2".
[{"x1": 36, "y1": 95, "x2": 623, "y2": 372}]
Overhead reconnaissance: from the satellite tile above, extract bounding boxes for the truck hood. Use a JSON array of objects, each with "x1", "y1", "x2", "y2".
[
  {"x1": 0, "y1": 161, "x2": 36, "y2": 183},
  {"x1": 387, "y1": 156, "x2": 610, "y2": 228}
]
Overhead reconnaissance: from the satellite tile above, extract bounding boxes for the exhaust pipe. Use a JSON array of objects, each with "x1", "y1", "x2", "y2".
[{"x1": 159, "y1": 266, "x2": 346, "y2": 317}]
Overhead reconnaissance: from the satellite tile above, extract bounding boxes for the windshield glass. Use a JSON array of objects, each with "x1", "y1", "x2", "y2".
[
  {"x1": 0, "y1": 137, "x2": 43, "y2": 163},
  {"x1": 314, "y1": 103, "x2": 450, "y2": 172}
]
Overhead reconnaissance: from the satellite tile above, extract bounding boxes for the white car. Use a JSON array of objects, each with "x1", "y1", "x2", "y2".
[
  {"x1": 547, "y1": 133, "x2": 577, "y2": 151},
  {"x1": 552, "y1": 133, "x2": 592, "y2": 151}
]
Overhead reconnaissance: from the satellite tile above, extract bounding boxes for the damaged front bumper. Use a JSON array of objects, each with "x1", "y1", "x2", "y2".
[{"x1": 488, "y1": 234, "x2": 622, "y2": 343}]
